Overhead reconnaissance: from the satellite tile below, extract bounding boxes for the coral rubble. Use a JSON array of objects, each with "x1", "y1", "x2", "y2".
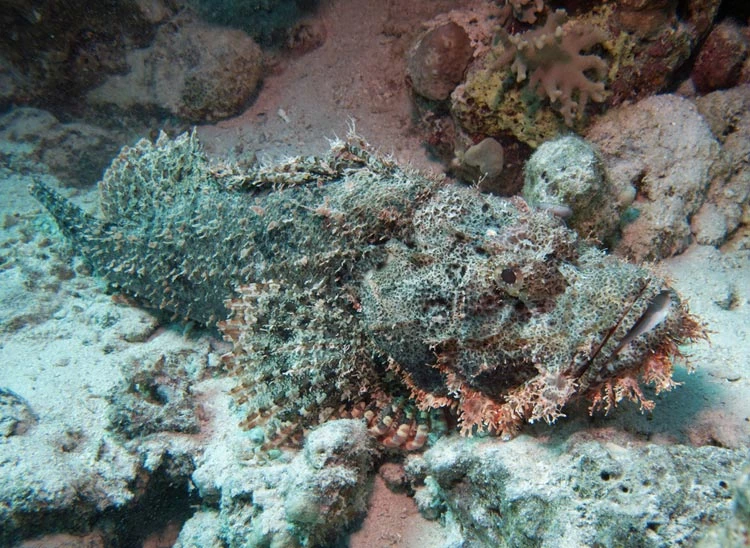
[{"x1": 31, "y1": 131, "x2": 704, "y2": 446}]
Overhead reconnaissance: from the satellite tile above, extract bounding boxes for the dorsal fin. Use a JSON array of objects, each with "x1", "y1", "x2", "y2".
[{"x1": 99, "y1": 130, "x2": 210, "y2": 222}]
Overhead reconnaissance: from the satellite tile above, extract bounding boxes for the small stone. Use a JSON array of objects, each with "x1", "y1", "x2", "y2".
[
  {"x1": 407, "y1": 22, "x2": 474, "y2": 101},
  {"x1": 463, "y1": 137, "x2": 504, "y2": 179},
  {"x1": 0, "y1": 388, "x2": 38, "y2": 437},
  {"x1": 379, "y1": 462, "x2": 408, "y2": 493}
]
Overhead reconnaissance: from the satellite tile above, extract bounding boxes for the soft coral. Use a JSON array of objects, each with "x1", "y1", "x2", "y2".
[{"x1": 493, "y1": 9, "x2": 608, "y2": 125}]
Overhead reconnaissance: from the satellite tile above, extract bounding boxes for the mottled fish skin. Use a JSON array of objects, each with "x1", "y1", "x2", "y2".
[
  {"x1": 29, "y1": 132, "x2": 433, "y2": 326},
  {"x1": 31, "y1": 131, "x2": 704, "y2": 444},
  {"x1": 30, "y1": 179, "x2": 241, "y2": 325}
]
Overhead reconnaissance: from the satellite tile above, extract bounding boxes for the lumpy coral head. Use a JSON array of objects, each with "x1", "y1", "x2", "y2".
[{"x1": 30, "y1": 132, "x2": 703, "y2": 446}]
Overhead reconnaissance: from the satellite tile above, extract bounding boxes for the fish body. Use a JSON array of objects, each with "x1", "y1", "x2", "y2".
[{"x1": 31, "y1": 131, "x2": 703, "y2": 446}]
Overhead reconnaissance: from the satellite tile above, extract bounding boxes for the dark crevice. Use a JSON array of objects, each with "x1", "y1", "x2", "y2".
[{"x1": 7, "y1": 456, "x2": 200, "y2": 547}]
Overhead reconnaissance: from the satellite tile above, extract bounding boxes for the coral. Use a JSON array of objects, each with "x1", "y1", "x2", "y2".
[
  {"x1": 586, "y1": 94, "x2": 722, "y2": 261},
  {"x1": 406, "y1": 436, "x2": 745, "y2": 547},
  {"x1": 450, "y1": 9, "x2": 609, "y2": 145},
  {"x1": 492, "y1": 9, "x2": 608, "y2": 126},
  {"x1": 88, "y1": 16, "x2": 264, "y2": 122},
  {"x1": 448, "y1": 1, "x2": 715, "y2": 147},
  {"x1": 523, "y1": 134, "x2": 621, "y2": 243},
  {"x1": 188, "y1": 419, "x2": 374, "y2": 547},
  {"x1": 451, "y1": 69, "x2": 562, "y2": 147},
  {"x1": 31, "y1": 131, "x2": 704, "y2": 446}
]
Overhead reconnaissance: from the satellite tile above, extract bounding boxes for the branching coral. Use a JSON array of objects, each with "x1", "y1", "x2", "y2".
[
  {"x1": 493, "y1": 9, "x2": 608, "y2": 125},
  {"x1": 499, "y1": 0, "x2": 545, "y2": 24}
]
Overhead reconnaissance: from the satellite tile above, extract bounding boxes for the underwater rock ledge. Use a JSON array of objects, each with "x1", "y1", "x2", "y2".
[{"x1": 30, "y1": 130, "x2": 705, "y2": 446}]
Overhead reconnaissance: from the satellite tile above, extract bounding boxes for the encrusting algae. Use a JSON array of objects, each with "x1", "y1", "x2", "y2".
[{"x1": 30, "y1": 130, "x2": 705, "y2": 448}]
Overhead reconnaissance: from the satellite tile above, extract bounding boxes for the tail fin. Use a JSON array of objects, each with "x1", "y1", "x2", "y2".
[{"x1": 29, "y1": 180, "x2": 100, "y2": 247}]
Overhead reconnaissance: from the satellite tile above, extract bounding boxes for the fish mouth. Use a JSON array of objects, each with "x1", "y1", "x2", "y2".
[{"x1": 573, "y1": 285, "x2": 676, "y2": 383}]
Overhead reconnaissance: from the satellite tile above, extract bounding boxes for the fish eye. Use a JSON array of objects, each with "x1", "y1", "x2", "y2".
[{"x1": 500, "y1": 268, "x2": 516, "y2": 284}]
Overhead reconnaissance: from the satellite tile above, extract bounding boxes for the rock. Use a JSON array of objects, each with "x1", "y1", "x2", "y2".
[
  {"x1": 697, "y1": 463, "x2": 750, "y2": 547},
  {"x1": 188, "y1": 419, "x2": 374, "y2": 547},
  {"x1": 107, "y1": 351, "x2": 202, "y2": 439},
  {"x1": 15, "y1": 531, "x2": 107, "y2": 548},
  {"x1": 742, "y1": 55, "x2": 750, "y2": 84},
  {"x1": 0, "y1": 107, "x2": 123, "y2": 188},
  {"x1": 691, "y1": 19, "x2": 749, "y2": 93},
  {"x1": 173, "y1": 510, "x2": 223, "y2": 548},
  {"x1": 606, "y1": 0, "x2": 715, "y2": 105},
  {"x1": 680, "y1": 0, "x2": 723, "y2": 41},
  {"x1": 691, "y1": 202, "x2": 730, "y2": 246},
  {"x1": 0, "y1": 0, "x2": 156, "y2": 105},
  {"x1": 0, "y1": 388, "x2": 38, "y2": 437},
  {"x1": 406, "y1": 435, "x2": 745, "y2": 547},
  {"x1": 407, "y1": 22, "x2": 474, "y2": 101},
  {"x1": 693, "y1": 85, "x2": 750, "y2": 246},
  {"x1": 88, "y1": 15, "x2": 263, "y2": 122},
  {"x1": 37, "y1": 122, "x2": 124, "y2": 188},
  {"x1": 693, "y1": 84, "x2": 750, "y2": 143},
  {"x1": 586, "y1": 94, "x2": 721, "y2": 261},
  {"x1": 523, "y1": 135, "x2": 620, "y2": 244}
]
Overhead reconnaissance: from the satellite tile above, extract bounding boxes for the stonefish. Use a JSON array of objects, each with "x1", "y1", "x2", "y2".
[{"x1": 31, "y1": 131, "x2": 703, "y2": 448}]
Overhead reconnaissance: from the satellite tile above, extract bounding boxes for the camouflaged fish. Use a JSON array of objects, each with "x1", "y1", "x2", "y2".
[{"x1": 30, "y1": 131, "x2": 704, "y2": 448}]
